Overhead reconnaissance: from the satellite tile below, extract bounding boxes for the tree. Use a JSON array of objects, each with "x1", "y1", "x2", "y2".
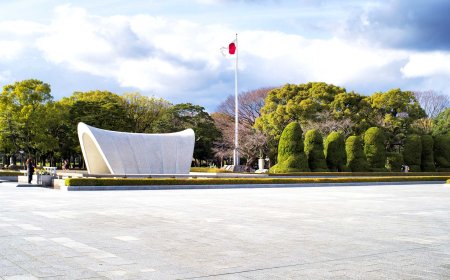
[
  {"x1": 214, "y1": 88, "x2": 273, "y2": 167},
  {"x1": 432, "y1": 108, "x2": 450, "y2": 136},
  {"x1": 57, "y1": 90, "x2": 132, "y2": 168},
  {"x1": 433, "y1": 135, "x2": 450, "y2": 171},
  {"x1": 0, "y1": 79, "x2": 53, "y2": 164},
  {"x1": 255, "y1": 82, "x2": 347, "y2": 141},
  {"x1": 270, "y1": 122, "x2": 309, "y2": 173},
  {"x1": 421, "y1": 135, "x2": 435, "y2": 171},
  {"x1": 386, "y1": 152, "x2": 403, "y2": 172},
  {"x1": 331, "y1": 91, "x2": 373, "y2": 134},
  {"x1": 414, "y1": 90, "x2": 449, "y2": 119},
  {"x1": 304, "y1": 129, "x2": 328, "y2": 172},
  {"x1": 402, "y1": 134, "x2": 422, "y2": 172},
  {"x1": 217, "y1": 87, "x2": 273, "y2": 127},
  {"x1": 120, "y1": 93, "x2": 171, "y2": 133},
  {"x1": 364, "y1": 127, "x2": 387, "y2": 171},
  {"x1": 369, "y1": 89, "x2": 425, "y2": 151},
  {"x1": 345, "y1": 135, "x2": 369, "y2": 172},
  {"x1": 155, "y1": 103, "x2": 220, "y2": 163},
  {"x1": 324, "y1": 132, "x2": 346, "y2": 171}
]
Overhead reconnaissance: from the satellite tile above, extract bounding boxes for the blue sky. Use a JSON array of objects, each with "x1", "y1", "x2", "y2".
[{"x1": 1, "y1": 0, "x2": 449, "y2": 111}]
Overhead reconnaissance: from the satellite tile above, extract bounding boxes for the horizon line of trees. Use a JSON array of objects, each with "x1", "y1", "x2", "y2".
[
  {"x1": 0, "y1": 79, "x2": 220, "y2": 169},
  {"x1": 271, "y1": 123, "x2": 450, "y2": 173},
  {"x1": 1, "y1": 79, "x2": 449, "y2": 171}
]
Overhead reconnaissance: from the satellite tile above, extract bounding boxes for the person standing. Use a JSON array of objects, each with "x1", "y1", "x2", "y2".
[{"x1": 26, "y1": 158, "x2": 35, "y2": 184}]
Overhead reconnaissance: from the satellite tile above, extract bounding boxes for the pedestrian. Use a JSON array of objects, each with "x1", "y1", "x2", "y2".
[
  {"x1": 26, "y1": 158, "x2": 35, "y2": 184},
  {"x1": 62, "y1": 159, "x2": 68, "y2": 171}
]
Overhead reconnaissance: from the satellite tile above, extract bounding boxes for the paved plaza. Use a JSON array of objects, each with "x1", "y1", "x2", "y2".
[{"x1": 0, "y1": 182, "x2": 449, "y2": 280}]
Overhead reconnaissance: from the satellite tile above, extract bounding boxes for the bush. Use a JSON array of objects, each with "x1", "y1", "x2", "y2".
[
  {"x1": 345, "y1": 135, "x2": 369, "y2": 172},
  {"x1": 434, "y1": 134, "x2": 450, "y2": 171},
  {"x1": 364, "y1": 127, "x2": 387, "y2": 171},
  {"x1": 190, "y1": 167, "x2": 231, "y2": 173},
  {"x1": 403, "y1": 134, "x2": 422, "y2": 172},
  {"x1": 421, "y1": 135, "x2": 435, "y2": 171},
  {"x1": 270, "y1": 122, "x2": 309, "y2": 173},
  {"x1": 386, "y1": 152, "x2": 403, "y2": 172},
  {"x1": 304, "y1": 129, "x2": 328, "y2": 172},
  {"x1": 324, "y1": 132, "x2": 346, "y2": 171},
  {"x1": 65, "y1": 176, "x2": 450, "y2": 187}
]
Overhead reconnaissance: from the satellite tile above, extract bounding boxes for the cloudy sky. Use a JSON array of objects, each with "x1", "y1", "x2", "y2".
[{"x1": 1, "y1": 0, "x2": 449, "y2": 111}]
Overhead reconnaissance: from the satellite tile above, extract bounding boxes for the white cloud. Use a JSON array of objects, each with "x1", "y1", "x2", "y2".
[
  {"x1": 1, "y1": 3, "x2": 450, "y2": 109},
  {"x1": 401, "y1": 52, "x2": 450, "y2": 78},
  {"x1": 0, "y1": 40, "x2": 23, "y2": 60}
]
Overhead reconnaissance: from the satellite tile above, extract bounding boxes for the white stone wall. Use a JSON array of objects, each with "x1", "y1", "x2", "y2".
[{"x1": 77, "y1": 122, "x2": 195, "y2": 175}]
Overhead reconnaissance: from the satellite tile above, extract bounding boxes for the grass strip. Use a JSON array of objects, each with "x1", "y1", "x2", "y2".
[
  {"x1": 269, "y1": 172, "x2": 450, "y2": 177},
  {"x1": 190, "y1": 167, "x2": 231, "y2": 173},
  {"x1": 66, "y1": 176, "x2": 449, "y2": 186},
  {"x1": 0, "y1": 171, "x2": 23, "y2": 176}
]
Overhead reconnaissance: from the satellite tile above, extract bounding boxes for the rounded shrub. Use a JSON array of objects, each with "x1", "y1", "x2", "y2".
[
  {"x1": 434, "y1": 134, "x2": 450, "y2": 171},
  {"x1": 403, "y1": 134, "x2": 422, "y2": 172},
  {"x1": 345, "y1": 135, "x2": 369, "y2": 172},
  {"x1": 364, "y1": 127, "x2": 387, "y2": 171},
  {"x1": 421, "y1": 135, "x2": 435, "y2": 171},
  {"x1": 324, "y1": 131, "x2": 346, "y2": 172},
  {"x1": 304, "y1": 129, "x2": 328, "y2": 172},
  {"x1": 386, "y1": 152, "x2": 403, "y2": 172},
  {"x1": 270, "y1": 122, "x2": 309, "y2": 173}
]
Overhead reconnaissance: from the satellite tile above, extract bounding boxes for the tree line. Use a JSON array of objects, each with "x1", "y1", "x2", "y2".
[
  {"x1": 1, "y1": 79, "x2": 448, "y2": 171},
  {"x1": 271, "y1": 123, "x2": 450, "y2": 173},
  {"x1": 0, "y1": 79, "x2": 220, "y2": 168},
  {"x1": 214, "y1": 82, "x2": 449, "y2": 169}
]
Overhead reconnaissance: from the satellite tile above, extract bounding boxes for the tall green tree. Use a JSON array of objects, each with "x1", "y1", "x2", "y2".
[
  {"x1": 345, "y1": 135, "x2": 369, "y2": 172},
  {"x1": 155, "y1": 103, "x2": 220, "y2": 163},
  {"x1": 120, "y1": 93, "x2": 172, "y2": 133},
  {"x1": 0, "y1": 79, "x2": 53, "y2": 163},
  {"x1": 421, "y1": 135, "x2": 435, "y2": 171},
  {"x1": 432, "y1": 108, "x2": 450, "y2": 136},
  {"x1": 270, "y1": 122, "x2": 309, "y2": 173},
  {"x1": 324, "y1": 132, "x2": 346, "y2": 171},
  {"x1": 304, "y1": 129, "x2": 328, "y2": 172},
  {"x1": 364, "y1": 127, "x2": 387, "y2": 171},
  {"x1": 369, "y1": 89, "x2": 425, "y2": 151},
  {"x1": 402, "y1": 134, "x2": 422, "y2": 172},
  {"x1": 255, "y1": 82, "x2": 347, "y2": 140}
]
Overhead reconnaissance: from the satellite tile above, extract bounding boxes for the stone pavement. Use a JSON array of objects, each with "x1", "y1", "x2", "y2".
[{"x1": 0, "y1": 182, "x2": 449, "y2": 280}]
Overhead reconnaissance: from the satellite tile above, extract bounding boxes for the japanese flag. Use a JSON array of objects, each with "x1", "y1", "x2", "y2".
[{"x1": 221, "y1": 40, "x2": 237, "y2": 56}]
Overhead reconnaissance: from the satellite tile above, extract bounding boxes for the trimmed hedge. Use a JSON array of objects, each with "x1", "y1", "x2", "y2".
[
  {"x1": 403, "y1": 134, "x2": 422, "y2": 172},
  {"x1": 421, "y1": 135, "x2": 435, "y2": 172},
  {"x1": 304, "y1": 129, "x2": 328, "y2": 172},
  {"x1": 269, "y1": 171, "x2": 450, "y2": 176},
  {"x1": 386, "y1": 152, "x2": 403, "y2": 172},
  {"x1": 0, "y1": 171, "x2": 22, "y2": 176},
  {"x1": 190, "y1": 167, "x2": 231, "y2": 173},
  {"x1": 270, "y1": 122, "x2": 309, "y2": 173},
  {"x1": 65, "y1": 176, "x2": 450, "y2": 186},
  {"x1": 434, "y1": 135, "x2": 450, "y2": 171},
  {"x1": 364, "y1": 127, "x2": 387, "y2": 171},
  {"x1": 324, "y1": 132, "x2": 346, "y2": 172},
  {"x1": 346, "y1": 136, "x2": 369, "y2": 172}
]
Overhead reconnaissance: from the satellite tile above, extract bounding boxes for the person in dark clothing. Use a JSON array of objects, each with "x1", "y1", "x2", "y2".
[{"x1": 26, "y1": 158, "x2": 35, "y2": 184}]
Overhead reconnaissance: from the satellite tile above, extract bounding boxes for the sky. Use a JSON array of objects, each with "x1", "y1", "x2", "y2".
[{"x1": 1, "y1": 0, "x2": 450, "y2": 111}]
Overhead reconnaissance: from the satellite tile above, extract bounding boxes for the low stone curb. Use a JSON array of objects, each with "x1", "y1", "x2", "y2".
[{"x1": 61, "y1": 181, "x2": 445, "y2": 191}]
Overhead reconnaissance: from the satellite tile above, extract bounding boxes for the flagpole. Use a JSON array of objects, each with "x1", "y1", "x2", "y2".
[{"x1": 233, "y1": 33, "x2": 239, "y2": 167}]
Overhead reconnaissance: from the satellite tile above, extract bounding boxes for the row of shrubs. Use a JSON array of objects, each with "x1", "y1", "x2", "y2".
[
  {"x1": 271, "y1": 123, "x2": 450, "y2": 173},
  {"x1": 65, "y1": 176, "x2": 449, "y2": 186}
]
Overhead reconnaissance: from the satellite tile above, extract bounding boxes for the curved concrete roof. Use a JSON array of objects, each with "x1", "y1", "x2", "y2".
[{"x1": 77, "y1": 122, "x2": 195, "y2": 175}]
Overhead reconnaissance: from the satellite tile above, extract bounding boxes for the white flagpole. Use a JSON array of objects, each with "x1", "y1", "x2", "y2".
[{"x1": 233, "y1": 33, "x2": 239, "y2": 167}]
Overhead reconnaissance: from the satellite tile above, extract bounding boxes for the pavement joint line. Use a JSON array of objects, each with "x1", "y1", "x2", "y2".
[{"x1": 177, "y1": 243, "x2": 450, "y2": 279}]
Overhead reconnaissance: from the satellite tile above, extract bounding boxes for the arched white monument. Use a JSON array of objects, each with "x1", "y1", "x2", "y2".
[{"x1": 77, "y1": 122, "x2": 195, "y2": 175}]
